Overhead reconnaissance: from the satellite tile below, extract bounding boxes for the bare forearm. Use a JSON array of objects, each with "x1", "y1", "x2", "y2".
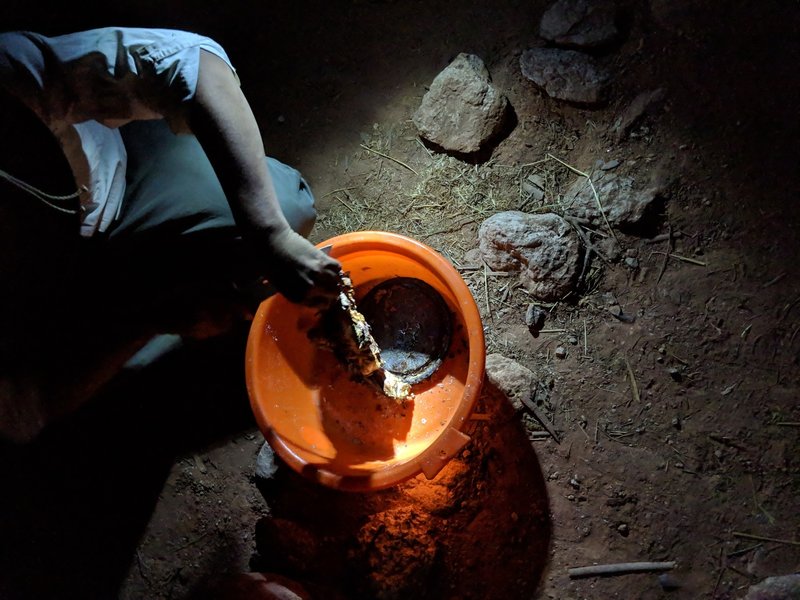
[{"x1": 188, "y1": 50, "x2": 290, "y2": 240}]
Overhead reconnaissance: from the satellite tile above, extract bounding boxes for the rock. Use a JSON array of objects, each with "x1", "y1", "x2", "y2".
[
  {"x1": 562, "y1": 170, "x2": 665, "y2": 230},
  {"x1": 479, "y1": 211, "x2": 581, "y2": 301},
  {"x1": 742, "y1": 574, "x2": 800, "y2": 600},
  {"x1": 624, "y1": 257, "x2": 639, "y2": 269},
  {"x1": 525, "y1": 304, "x2": 547, "y2": 333},
  {"x1": 658, "y1": 573, "x2": 680, "y2": 591},
  {"x1": 601, "y1": 158, "x2": 621, "y2": 170},
  {"x1": 520, "y1": 48, "x2": 611, "y2": 105},
  {"x1": 555, "y1": 346, "x2": 567, "y2": 359},
  {"x1": 613, "y1": 88, "x2": 667, "y2": 141},
  {"x1": 485, "y1": 353, "x2": 537, "y2": 411},
  {"x1": 255, "y1": 441, "x2": 279, "y2": 482},
  {"x1": 413, "y1": 53, "x2": 510, "y2": 154},
  {"x1": 539, "y1": 0, "x2": 619, "y2": 49}
]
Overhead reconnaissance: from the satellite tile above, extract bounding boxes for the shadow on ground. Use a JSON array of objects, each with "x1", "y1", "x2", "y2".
[{"x1": 0, "y1": 329, "x2": 256, "y2": 600}]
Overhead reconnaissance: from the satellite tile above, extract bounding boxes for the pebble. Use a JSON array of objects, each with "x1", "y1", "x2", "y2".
[
  {"x1": 624, "y1": 257, "x2": 640, "y2": 269},
  {"x1": 601, "y1": 159, "x2": 621, "y2": 170},
  {"x1": 555, "y1": 346, "x2": 567, "y2": 359},
  {"x1": 658, "y1": 573, "x2": 681, "y2": 591}
]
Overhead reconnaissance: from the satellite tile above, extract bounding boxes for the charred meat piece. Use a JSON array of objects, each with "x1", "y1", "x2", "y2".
[{"x1": 309, "y1": 272, "x2": 411, "y2": 400}]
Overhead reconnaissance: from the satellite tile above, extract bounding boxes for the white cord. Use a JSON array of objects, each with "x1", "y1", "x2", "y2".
[{"x1": 0, "y1": 167, "x2": 83, "y2": 214}]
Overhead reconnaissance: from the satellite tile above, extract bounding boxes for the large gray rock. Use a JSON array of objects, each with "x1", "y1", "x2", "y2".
[
  {"x1": 479, "y1": 211, "x2": 580, "y2": 301},
  {"x1": 413, "y1": 53, "x2": 509, "y2": 154},
  {"x1": 742, "y1": 574, "x2": 800, "y2": 600},
  {"x1": 485, "y1": 353, "x2": 537, "y2": 411},
  {"x1": 520, "y1": 47, "x2": 612, "y2": 105},
  {"x1": 540, "y1": 0, "x2": 619, "y2": 49},
  {"x1": 562, "y1": 170, "x2": 666, "y2": 229}
]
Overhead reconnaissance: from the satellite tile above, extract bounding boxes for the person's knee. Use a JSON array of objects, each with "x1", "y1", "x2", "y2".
[
  {"x1": 265, "y1": 158, "x2": 318, "y2": 238},
  {"x1": 289, "y1": 184, "x2": 317, "y2": 238}
]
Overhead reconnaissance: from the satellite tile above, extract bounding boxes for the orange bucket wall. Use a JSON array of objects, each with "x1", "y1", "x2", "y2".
[{"x1": 245, "y1": 231, "x2": 485, "y2": 492}]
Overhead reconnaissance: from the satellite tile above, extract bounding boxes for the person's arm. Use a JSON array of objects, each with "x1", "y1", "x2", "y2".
[{"x1": 187, "y1": 49, "x2": 340, "y2": 305}]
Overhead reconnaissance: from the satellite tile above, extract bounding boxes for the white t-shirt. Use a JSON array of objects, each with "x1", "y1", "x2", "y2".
[{"x1": 0, "y1": 27, "x2": 236, "y2": 236}]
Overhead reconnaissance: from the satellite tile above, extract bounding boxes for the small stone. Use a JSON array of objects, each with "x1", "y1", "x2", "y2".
[
  {"x1": 601, "y1": 159, "x2": 621, "y2": 170},
  {"x1": 658, "y1": 573, "x2": 680, "y2": 591},
  {"x1": 671, "y1": 416, "x2": 681, "y2": 429},
  {"x1": 254, "y1": 441, "x2": 279, "y2": 482},
  {"x1": 525, "y1": 304, "x2": 547, "y2": 332},
  {"x1": 624, "y1": 257, "x2": 639, "y2": 269},
  {"x1": 668, "y1": 367, "x2": 682, "y2": 382},
  {"x1": 617, "y1": 523, "x2": 629, "y2": 536},
  {"x1": 555, "y1": 346, "x2": 567, "y2": 359},
  {"x1": 568, "y1": 335, "x2": 578, "y2": 345}
]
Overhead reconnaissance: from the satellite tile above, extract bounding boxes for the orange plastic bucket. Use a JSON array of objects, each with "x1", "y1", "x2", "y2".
[{"x1": 245, "y1": 231, "x2": 485, "y2": 491}]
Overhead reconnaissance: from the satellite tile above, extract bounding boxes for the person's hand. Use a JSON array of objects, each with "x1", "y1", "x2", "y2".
[{"x1": 261, "y1": 228, "x2": 342, "y2": 307}]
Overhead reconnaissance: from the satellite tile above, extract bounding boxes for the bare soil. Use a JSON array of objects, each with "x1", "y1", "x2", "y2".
[{"x1": 1, "y1": 1, "x2": 798, "y2": 599}]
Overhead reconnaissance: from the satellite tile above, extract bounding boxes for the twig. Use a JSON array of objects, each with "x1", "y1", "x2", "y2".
[
  {"x1": 546, "y1": 153, "x2": 619, "y2": 246},
  {"x1": 335, "y1": 194, "x2": 357, "y2": 213},
  {"x1": 748, "y1": 475, "x2": 775, "y2": 525},
  {"x1": 568, "y1": 561, "x2": 675, "y2": 579},
  {"x1": 708, "y1": 433, "x2": 746, "y2": 452},
  {"x1": 519, "y1": 393, "x2": 561, "y2": 444},
  {"x1": 564, "y1": 215, "x2": 610, "y2": 264},
  {"x1": 761, "y1": 272, "x2": 786, "y2": 288},
  {"x1": 776, "y1": 422, "x2": 800, "y2": 427},
  {"x1": 651, "y1": 251, "x2": 707, "y2": 266},
  {"x1": 415, "y1": 137, "x2": 434, "y2": 159},
  {"x1": 655, "y1": 223, "x2": 673, "y2": 285},
  {"x1": 421, "y1": 216, "x2": 477, "y2": 237},
  {"x1": 624, "y1": 357, "x2": 640, "y2": 406},
  {"x1": 583, "y1": 319, "x2": 588, "y2": 356},
  {"x1": 321, "y1": 186, "x2": 359, "y2": 198},
  {"x1": 360, "y1": 144, "x2": 418, "y2": 175},
  {"x1": 732, "y1": 532, "x2": 800, "y2": 546},
  {"x1": 726, "y1": 543, "x2": 762, "y2": 558},
  {"x1": 483, "y1": 263, "x2": 494, "y2": 324}
]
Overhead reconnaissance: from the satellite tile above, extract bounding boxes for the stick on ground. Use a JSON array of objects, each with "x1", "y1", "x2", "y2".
[{"x1": 568, "y1": 561, "x2": 676, "y2": 579}]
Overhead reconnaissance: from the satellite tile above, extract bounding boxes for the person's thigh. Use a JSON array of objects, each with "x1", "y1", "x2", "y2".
[{"x1": 110, "y1": 120, "x2": 317, "y2": 242}]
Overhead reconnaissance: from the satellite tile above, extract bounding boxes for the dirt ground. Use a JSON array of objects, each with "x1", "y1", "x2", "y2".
[{"x1": 1, "y1": 1, "x2": 798, "y2": 599}]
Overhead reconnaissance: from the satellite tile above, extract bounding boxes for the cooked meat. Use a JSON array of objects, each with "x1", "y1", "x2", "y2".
[{"x1": 309, "y1": 272, "x2": 411, "y2": 401}]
